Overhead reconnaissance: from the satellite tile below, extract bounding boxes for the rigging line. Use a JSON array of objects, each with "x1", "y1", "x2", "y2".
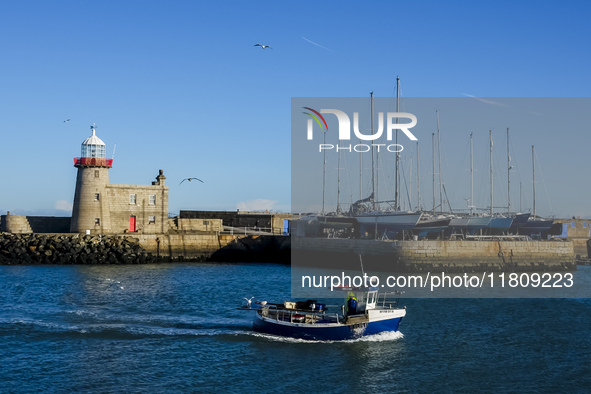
[
  {"x1": 475, "y1": 134, "x2": 489, "y2": 211},
  {"x1": 455, "y1": 136, "x2": 471, "y2": 210},
  {"x1": 400, "y1": 159, "x2": 412, "y2": 210},
  {"x1": 508, "y1": 131, "x2": 529, "y2": 212},
  {"x1": 534, "y1": 148, "x2": 554, "y2": 217},
  {"x1": 438, "y1": 131, "x2": 464, "y2": 212},
  {"x1": 492, "y1": 138, "x2": 508, "y2": 209},
  {"x1": 509, "y1": 137, "x2": 531, "y2": 210}
]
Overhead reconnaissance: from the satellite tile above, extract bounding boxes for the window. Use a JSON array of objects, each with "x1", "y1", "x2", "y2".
[
  {"x1": 95, "y1": 170, "x2": 100, "y2": 178},
  {"x1": 95, "y1": 218, "x2": 100, "y2": 225},
  {"x1": 203, "y1": 220, "x2": 209, "y2": 225},
  {"x1": 149, "y1": 195, "x2": 156, "y2": 205},
  {"x1": 130, "y1": 194, "x2": 137, "y2": 204},
  {"x1": 94, "y1": 193, "x2": 100, "y2": 201},
  {"x1": 149, "y1": 216, "x2": 156, "y2": 224}
]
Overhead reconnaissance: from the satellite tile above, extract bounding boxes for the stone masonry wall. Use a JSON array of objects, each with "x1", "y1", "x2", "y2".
[
  {"x1": 293, "y1": 238, "x2": 575, "y2": 272},
  {"x1": 105, "y1": 184, "x2": 169, "y2": 234},
  {"x1": 1, "y1": 214, "x2": 32, "y2": 234}
]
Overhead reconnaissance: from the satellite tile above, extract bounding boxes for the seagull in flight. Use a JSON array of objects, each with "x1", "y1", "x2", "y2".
[
  {"x1": 244, "y1": 297, "x2": 254, "y2": 307},
  {"x1": 180, "y1": 177, "x2": 204, "y2": 185},
  {"x1": 254, "y1": 44, "x2": 272, "y2": 49},
  {"x1": 63, "y1": 119, "x2": 70, "y2": 123}
]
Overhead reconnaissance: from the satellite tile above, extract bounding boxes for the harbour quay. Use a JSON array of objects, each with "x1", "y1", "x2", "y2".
[{"x1": 292, "y1": 237, "x2": 576, "y2": 273}]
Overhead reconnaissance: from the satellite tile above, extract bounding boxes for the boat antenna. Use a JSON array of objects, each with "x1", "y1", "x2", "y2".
[{"x1": 359, "y1": 254, "x2": 366, "y2": 279}]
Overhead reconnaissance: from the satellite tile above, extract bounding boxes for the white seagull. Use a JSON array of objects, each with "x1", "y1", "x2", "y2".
[
  {"x1": 180, "y1": 177, "x2": 204, "y2": 185},
  {"x1": 254, "y1": 44, "x2": 272, "y2": 49},
  {"x1": 244, "y1": 297, "x2": 254, "y2": 307},
  {"x1": 63, "y1": 119, "x2": 70, "y2": 123}
]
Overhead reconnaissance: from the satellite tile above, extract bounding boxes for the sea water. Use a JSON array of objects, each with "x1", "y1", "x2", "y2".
[{"x1": 0, "y1": 263, "x2": 590, "y2": 393}]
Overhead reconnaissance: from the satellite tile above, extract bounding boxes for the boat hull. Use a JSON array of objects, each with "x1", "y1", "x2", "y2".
[
  {"x1": 253, "y1": 310, "x2": 405, "y2": 341},
  {"x1": 356, "y1": 212, "x2": 422, "y2": 239},
  {"x1": 486, "y1": 217, "x2": 514, "y2": 235},
  {"x1": 519, "y1": 220, "x2": 554, "y2": 238}
]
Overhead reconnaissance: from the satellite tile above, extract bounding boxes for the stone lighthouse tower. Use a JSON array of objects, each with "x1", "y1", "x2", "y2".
[{"x1": 70, "y1": 125, "x2": 112, "y2": 234}]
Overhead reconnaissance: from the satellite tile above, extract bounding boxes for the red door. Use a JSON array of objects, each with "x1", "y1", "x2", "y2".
[{"x1": 129, "y1": 216, "x2": 136, "y2": 232}]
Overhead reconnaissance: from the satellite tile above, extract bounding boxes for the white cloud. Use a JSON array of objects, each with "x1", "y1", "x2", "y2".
[
  {"x1": 236, "y1": 199, "x2": 277, "y2": 212},
  {"x1": 55, "y1": 200, "x2": 73, "y2": 211}
]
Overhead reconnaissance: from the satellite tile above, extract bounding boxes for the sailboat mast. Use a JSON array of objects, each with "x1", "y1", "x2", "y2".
[
  {"x1": 409, "y1": 157, "x2": 413, "y2": 210},
  {"x1": 437, "y1": 110, "x2": 443, "y2": 213},
  {"x1": 370, "y1": 92, "x2": 375, "y2": 211},
  {"x1": 532, "y1": 145, "x2": 536, "y2": 219},
  {"x1": 322, "y1": 129, "x2": 326, "y2": 215},
  {"x1": 337, "y1": 138, "x2": 341, "y2": 214},
  {"x1": 374, "y1": 92, "x2": 379, "y2": 209},
  {"x1": 395, "y1": 77, "x2": 400, "y2": 210},
  {"x1": 358, "y1": 96, "x2": 363, "y2": 200},
  {"x1": 470, "y1": 132, "x2": 474, "y2": 215},
  {"x1": 507, "y1": 127, "x2": 511, "y2": 213},
  {"x1": 520, "y1": 182, "x2": 523, "y2": 213},
  {"x1": 490, "y1": 129, "x2": 493, "y2": 216},
  {"x1": 432, "y1": 132, "x2": 436, "y2": 214},
  {"x1": 417, "y1": 141, "x2": 421, "y2": 211}
]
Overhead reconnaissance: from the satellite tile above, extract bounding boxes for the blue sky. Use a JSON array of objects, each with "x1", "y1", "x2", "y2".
[{"x1": 1, "y1": 1, "x2": 590, "y2": 218}]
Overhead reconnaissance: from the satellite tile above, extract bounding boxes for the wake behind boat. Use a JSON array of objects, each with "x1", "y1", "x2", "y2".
[{"x1": 239, "y1": 287, "x2": 406, "y2": 341}]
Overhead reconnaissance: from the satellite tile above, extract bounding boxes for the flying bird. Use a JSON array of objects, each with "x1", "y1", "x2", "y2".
[
  {"x1": 243, "y1": 297, "x2": 254, "y2": 307},
  {"x1": 254, "y1": 44, "x2": 272, "y2": 49},
  {"x1": 180, "y1": 177, "x2": 204, "y2": 185},
  {"x1": 63, "y1": 119, "x2": 70, "y2": 123}
]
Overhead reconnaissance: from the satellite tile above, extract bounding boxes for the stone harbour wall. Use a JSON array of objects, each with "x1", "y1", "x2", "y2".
[
  {"x1": 292, "y1": 237, "x2": 576, "y2": 272},
  {"x1": 0, "y1": 232, "x2": 291, "y2": 264}
]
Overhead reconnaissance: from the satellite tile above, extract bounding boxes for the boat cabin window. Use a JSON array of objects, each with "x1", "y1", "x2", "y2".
[{"x1": 366, "y1": 290, "x2": 378, "y2": 309}]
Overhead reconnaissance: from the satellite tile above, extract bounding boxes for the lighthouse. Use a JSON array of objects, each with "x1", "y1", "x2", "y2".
[
  {"x1": 70, "y1": 124, "x2": 169, "y2": 235},
  {"x1": 70, "y1": 125, "x2": 112, "y2": 234}
]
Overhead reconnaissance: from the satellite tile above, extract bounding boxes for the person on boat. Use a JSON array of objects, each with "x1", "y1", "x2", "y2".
[{"x1": 346, "y1": 292, "x2": 357, "y2": 316}]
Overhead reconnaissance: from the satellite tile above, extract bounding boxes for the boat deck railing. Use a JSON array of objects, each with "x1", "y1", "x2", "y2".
[
  {"x1": 465, "y1": 234, "x2": 532, "y2": 241},
  {"x1": 261, "y1": 305, "x2": 340, "y2": 324}
]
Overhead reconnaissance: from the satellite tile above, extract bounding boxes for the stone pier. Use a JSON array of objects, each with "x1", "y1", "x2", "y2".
[{"x1": 292, "y1": 237, "x2": 576, "y2": 272}]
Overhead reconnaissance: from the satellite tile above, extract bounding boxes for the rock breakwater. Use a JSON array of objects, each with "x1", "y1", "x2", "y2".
[{"x1": 0, "y1": 233, "x2": 155, "y2": 265}]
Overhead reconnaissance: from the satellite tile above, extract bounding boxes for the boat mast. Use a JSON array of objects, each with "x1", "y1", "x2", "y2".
[
  {"x1": 432, "y1": 132, "x2": 436, "y2": 214},
  {"x1": 374, "y1": 92, "x2": 379, "y2": 210},
  {"x1": 470, "y1": 132, "x2": 474, "y2": 215},
  {"x1": 532, "y1": 145, "x2": 536, "y2": 219},
  {"x1": 337, "y1": 138, "x2": 341, "y2": 214},
  {"x1": 437, "y1": 110, "x2": 443, "y2": 213},
  {"x1": 322, "y1": 127, "x2": 326, "y2": 215},
  {"x1": 395, "y1": 77, "x2": 400, "y2": 211},
  {"x1": 370, "y1": 91, "x2": 375, "y2": 211},
  {"x1": 507, "y1": 127, "x2": 511, "y2": 214},
  {"x1": 357, "y1": 96, "x2": 364, "y2": 200},
  {"x1": 520, "y1": 182, "x2": 523, "y2": 213},
  {"x1": 409, "y1": 155, "x2": 413, "y2": 210},
  {"x1": 417, "y1": 141, "x2": 421, "y2": 211},
  {"x1": 490, "y1": 129, "x2": 493, "y2": 216}
]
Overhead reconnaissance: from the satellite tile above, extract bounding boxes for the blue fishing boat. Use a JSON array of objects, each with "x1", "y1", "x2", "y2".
[{"x1": 241, "y1": 287, "x2": 406, "y2": 341}]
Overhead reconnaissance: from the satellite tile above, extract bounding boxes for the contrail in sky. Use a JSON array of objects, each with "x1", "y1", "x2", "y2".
[
  {"x1": 302, "y1": 36, "x2": 331, "y2": 51},
  {"x1": 461, "y1": 93, "x2": 507, "y2": 107},
  {"x1": 462, "y1": 93, "x2": 542, "y2": 116}
]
